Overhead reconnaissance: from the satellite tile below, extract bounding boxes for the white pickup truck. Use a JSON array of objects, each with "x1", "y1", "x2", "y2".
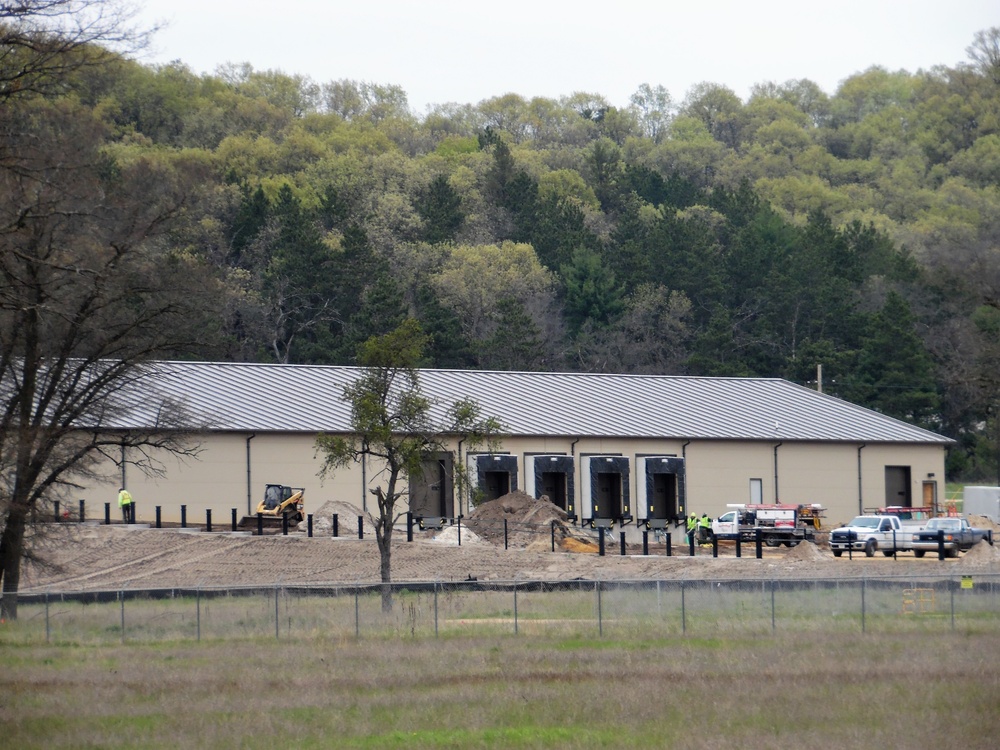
[{"x1": 828, "y1": 515, "x2": 922, "y2": 557}]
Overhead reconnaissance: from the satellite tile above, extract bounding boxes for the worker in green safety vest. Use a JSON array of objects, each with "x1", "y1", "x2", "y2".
[
  {"x1": 698, "y1": 513, "x2": 711, "y2": 544},
  {"x1": 686, "y1": 513, "x2": 697, "y2": 545},
  {"x1": 118, "y1": 488, "x2": 134, "y2": 524}
]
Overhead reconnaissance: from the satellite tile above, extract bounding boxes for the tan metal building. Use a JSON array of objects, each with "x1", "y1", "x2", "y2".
[{"x1": 86, "y1": 362, "x2": 951, "y2": 529}]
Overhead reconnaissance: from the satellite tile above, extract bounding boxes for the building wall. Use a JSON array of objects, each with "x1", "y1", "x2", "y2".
[{"x1": 85, "y1": 431, "x2": 947, "y2": 527}]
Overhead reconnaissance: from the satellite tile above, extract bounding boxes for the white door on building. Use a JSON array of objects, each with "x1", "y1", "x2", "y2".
[{"x1": 749, "y1": 478, "x2": 763, "y2": 505}]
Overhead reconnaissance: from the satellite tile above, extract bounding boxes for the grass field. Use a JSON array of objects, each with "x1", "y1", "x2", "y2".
[{"x1": 2, "y1": 624, "x2": 999, "y2": 749}]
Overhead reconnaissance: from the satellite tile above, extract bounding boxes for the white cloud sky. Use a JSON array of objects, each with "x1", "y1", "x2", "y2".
[{"x1": 134, "y1": 0, "x2": 998, "y2": 113}]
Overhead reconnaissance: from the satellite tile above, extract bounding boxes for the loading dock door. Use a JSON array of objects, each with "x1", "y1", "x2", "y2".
[
  {"x1": 636, "y1": 456, "x2": 685, "y2": 526},
  {"x1": 526, "y1": 455, "x2": 575, "y2": 514},
  {"x1": 580, "y1": 455, "x2": 630, "y2": 523},
  {"x1": 885, "y1": 466, "x2": 912, "y2": 507},
  {"x1": 472, "y1": 454, "x2": 519, "y2": 508},
  {"x1": 409, "y1": 453, "x2": 454, "y2": 518}
]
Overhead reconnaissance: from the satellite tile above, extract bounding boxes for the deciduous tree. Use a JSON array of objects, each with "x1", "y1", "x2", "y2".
[{"x1": 315, "y1": 320, "x2": 502, "y2": 610}]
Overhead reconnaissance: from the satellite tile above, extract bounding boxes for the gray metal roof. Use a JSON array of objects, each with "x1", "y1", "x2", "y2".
[{"x1": 114, "y1": 361, "x2": 952, "y2": 445}]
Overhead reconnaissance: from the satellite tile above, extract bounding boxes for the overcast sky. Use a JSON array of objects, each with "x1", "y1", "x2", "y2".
[{"x1": 134, "y1": 1, "x2": 998, "y2": 113}]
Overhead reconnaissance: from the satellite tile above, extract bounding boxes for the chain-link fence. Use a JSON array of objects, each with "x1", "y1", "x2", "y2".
[{"x1": 6, "y1": 574, "x2": 999, "y2": 645}]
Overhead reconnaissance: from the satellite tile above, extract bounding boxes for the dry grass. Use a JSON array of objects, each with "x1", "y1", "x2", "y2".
[{"x1": 2, "y1": 624, "x2": 999, "y2": 749}]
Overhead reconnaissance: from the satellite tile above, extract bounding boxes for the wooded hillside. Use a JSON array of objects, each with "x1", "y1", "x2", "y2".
[{"x1": 7, "y1": 18, "x2": 1000, "y2": 480}]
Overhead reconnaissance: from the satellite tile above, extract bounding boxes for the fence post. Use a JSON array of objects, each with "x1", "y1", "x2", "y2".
[
  {"x1": 551, "y1": 520, "x2": 556, "y2": 552},
  {"x1": 120, "y1": 592, "x2": 125, "y2": 644},
  {"x1": 231, "y1": 508, "x2": 237, "y2": 532},
  {"x1": 206, "y1": 508, "x2": 212, "y2": 533},
  {"x1": 180, "y1": 505, "x2": 187, "y2": 529},
  {"x1": 307, "y1": 514, "x2": 313, "y2": 538},
  {"x1": 689, "y1": 530, "x2": 695, "y2": 557},
  {"x1": 755, "y1": 528, "x2": 763, "y2": 559},
  {"x1": 357, "y1": 516, "x2": 363, "y2": 540},
  {"x1": 735, "y1": 534, "x2": 741, "y2": 558},
  {"x1": 504, "y1": 519, "x2": 508, "y2": 550},
  {"x1": 45, "y1": 592, "x2": 50, "y2": 643},
  {"x1": 257, "y1": 512, "x2": 263, "y2": 536},
  {"x1": 681, "y1": 581, "x2": 686, "y2": 635},
  {"x1": 434, "y1": 582, "x2": 439, "y2": 638},
  {"x1": 104, "y1": 502, "x2": 111, "y2": 525},
  {"x1": 937, "y1": 529, "x2": 946, "y2": 560},
  {"x1": 596, "y1": 581, "x2": 602, "y2": 637},
  {"x1": 771, "y1": 579, "x2": 776, "y2": 632},
  {"x1": 156, "y1": 506, "x2": 162, "y2": 529},
  {"x1": 513, "y1": 581, "x2": 518, "y2": 636},
  {"x1": 407, "y1": 512, "x2": 413, "y2": 542},
  {"x1": 642, "y1": 531, "x2": 649, "y2": 556},
  {"x1": 861, "y1": 578, "x2": 866, "y2": 634},
  {"x1": 620, "y1": 531, "x2": 626, "y2": 556},
  {"x1": 54, "y1": 500, "x2": 60, "y2": 522},
  {"x1": 354, "y1": 588, "x2": 360, "y2": 638},
  {"x1": 711, "y1": 534, "x2": 718, "y2": 558},
  {"x1": 599, "y1": 528, "x2": 606, "y2": 556},
  {"x1": 79, "y1": 499, "x2": 85, "y2": 524},
  {"x1": 457, "y1": 516, "x2": 463, "y2": 546},
  {"x1": 333, "y1": 514, "x2": 339, "y2": 538},
  {"x1": 274, "y1": 584, "x2": 280, "y2": 640},
  {"x1": 196, "y1": 586, "x2": 201, "y2": 642}
]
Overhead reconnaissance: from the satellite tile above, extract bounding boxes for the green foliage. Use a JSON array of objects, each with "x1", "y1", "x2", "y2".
[{"x1": 49, "y1": 26, "x2": 1000, "y2": 463}]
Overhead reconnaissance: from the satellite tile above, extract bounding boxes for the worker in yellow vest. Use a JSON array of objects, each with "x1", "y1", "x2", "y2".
[
  {"x1": 686, "y1": 513, "x2": 697, "y2": 544},
  {"x1": 118, "y1": 487, "x2": 134, "y2": 524},
  {"x1": 698, "y1": 513, "x2": 711, "y2": 544}
]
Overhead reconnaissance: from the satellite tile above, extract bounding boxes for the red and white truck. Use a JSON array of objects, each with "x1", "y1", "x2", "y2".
[{"x1": 711, "y1": 503, "x2": 825, "y2": 547}]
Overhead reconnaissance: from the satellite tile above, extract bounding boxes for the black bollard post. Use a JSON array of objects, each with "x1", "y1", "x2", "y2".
[
  {"x1": 642, "y1": 531, "x2": 649, "y2": 556},
  {"x1": 599, "y1": 527, "x2": 606, "y2": 557},
  {"x1": 551, "y1": 520, "x2": 556, "y2": 552},
  {"x1": 231, "y1": 508, "x2": 237, "y2": 532},
  {"x1": 156, "y1": 506, "x2": 162, "y2": 529},
  {"x1": 666, "y1": 531, "x2": 672, "y2": 557},
  {"x1": 180, "y1": 505, "x2": 187, "y2": 529},
  {"x1": 407, "y1": 512, "x2": 413, "y2": 542},
  {"x1": 104, "y1": 502, "x2": 111, "y2": 525},
  {"x1": 755, "y1": 528, "x2": 763, "y2": 559},
  {"x1": 79, "y1": 499, "x2": 86, "y2": 524},
  {"x1": 711, "y1": 534, "x2": 718, "y2": 558},
  {"x1": 504, "y1": 518, "x2": 509, "y2": 550},
  {"x1": 282, "y1": 513, "x2": 288, "y2": 536},
  {"x1": 257, "y1": 512, "x2": 263, "y2": 536},
  {"x1": 937, "y1": 529, "x2": 946, "y2": 561},
  {"x1": 620, "y1": 531, "x2": 626, "y2": 556},
  {"x1": 206, "y1": 509, "x2": 212, "y2": 533},
  {"x1": 333, "y1": 514, "x2": 339, "y2": 538},
  {"x1": 357, "y1": 515, "x2": 363, "y2": 540},
  {"x1": 688, "y1": 531, "x2": 696, "y2": 557},
  {"x1": 307, "y1": 514, "x2": 313, "y2": 538},
  {"x1": 54, "y1": 501, "x2": 60, "y2": 522},
  {"x1": 458, "y1": 515, "x2": 463, "y2": 546},
  {"x1": 736, "y1": 534, "x2": 742, "y2": 558}
]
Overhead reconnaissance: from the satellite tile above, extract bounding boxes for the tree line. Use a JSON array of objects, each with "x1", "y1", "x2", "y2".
[{"x1": 4, "y1": 1, "x2": 1000, "y2": 617}]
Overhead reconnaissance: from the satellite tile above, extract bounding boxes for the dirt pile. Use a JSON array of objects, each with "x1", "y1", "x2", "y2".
[
  {"x1": 959, "y1": 538, "x2": 1000, "y2": 568},
  {"x1": 464, "y1": 491, "x2": 597, "y2": 551},
  {"x1": 783, "y1": 540, "x2": 829, "y2": 561}
]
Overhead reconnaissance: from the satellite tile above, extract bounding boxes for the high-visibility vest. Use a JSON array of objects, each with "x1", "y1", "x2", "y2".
[
  {"x1": 686, "y1": 516, "x2": 697, "y2": 532},
  {"x1": 118, "y1": 490, "x2": 133, "y2": 507},
  {"x1": 698, "y1": 515, "x2": 710, "y2": 529}
]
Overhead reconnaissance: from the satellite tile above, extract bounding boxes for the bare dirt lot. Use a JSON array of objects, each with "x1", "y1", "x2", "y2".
[{"x1": 18, "y1": 493, "x2": 1000, "y2": 592}]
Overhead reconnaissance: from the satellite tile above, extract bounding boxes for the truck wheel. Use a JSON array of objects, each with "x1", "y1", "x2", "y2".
[
  {"x1": 882, "y1": 551, "x2": 894, "y2": 557},
  {"x1": 832, "y1": 549, "x2": 843, "y2": 558},
  {"x1": 864, "y1": 539, "x2": 877, "y2": 558},
  {"x1": 764, "y1": 538, "x2": 781, "y2": 547},
  {"x1": 914, "y1": 550, "x2": 925, "y2": 558},
  {"x1": 948, "y1": 547, "x2": 960, "y2": 559}
]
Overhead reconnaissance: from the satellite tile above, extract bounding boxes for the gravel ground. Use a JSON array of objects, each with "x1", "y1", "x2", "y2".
[{"x1": 17, "y1": 513, "x2": 1000, "y2": 593}]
